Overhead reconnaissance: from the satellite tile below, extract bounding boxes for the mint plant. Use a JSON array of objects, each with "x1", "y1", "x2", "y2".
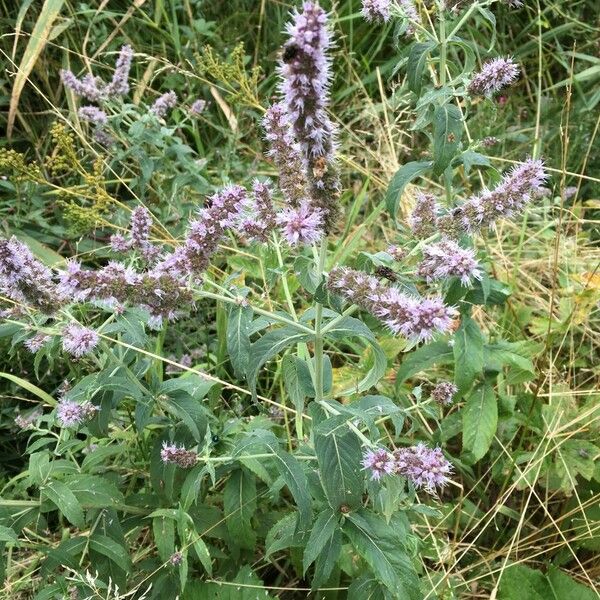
[{"x1": 1, "y1": 1, "x2": 597, "y2": 599}]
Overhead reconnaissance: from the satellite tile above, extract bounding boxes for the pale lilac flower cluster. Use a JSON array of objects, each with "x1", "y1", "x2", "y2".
[
  {"x1": 387, "y1": 245, "x2": 406, "y2": 262},
  {"x1": 362, "y1": 444, "x2": 453, "y2": 493},
  {"x1": 468, "y1": 57, "x2": 520, "y2": 97},
  {"x1": 397, "y1": 0, "x2": 421, "y2": 35},
  {"x1": 276, "y1": 202, "x2": 324, "y2": 246},
  {"x1": 431, "y1": 381, "x2": 457, "y2": 406},
  {"x1": 15, "y1": 411, "x2": 40, "y2": 429},
  {"x1": 393, "y1": 443, "x2": 453, "y2": 493},
  {"x1": 106, "y1": 45, "x2": 133, "y2": 96},
  {"x1": 408, "y1": 192, "x2": 440, "y2": 238},
  {"x1": 150, "y1": 91, "x2": 177, "y2": 118},
  {"x1": 327, "y1": 266, "x2": 456, "y2": 342},
  {"x1": 361, "y1": 0, "x2": 392, "y2": 22},
  {"x1": 160, "y1": 442, "x2": 198, "y2": 468},
  {"x1": 62, "y1": 324, "x2": 99, "y2": 357},
  {"x1": 263, "y1": 104, "x2": 307, "y2": 207},
  {"x1": 169, "y1": 552, "x2": 184, "y2": 566},
  {"x1": 78, "y1": 106, "x2": 108, "y2": 126},
  {"x1": 418, "y1": 239, "x2": 481, "y2": 286},
  {"x1": 56, "y1": 399, "x2": 98, "y2": 427},
  {"x1": 58, "y1": 260, "x2": 192, "y2": 326},
  {"x1": 24, "y1": 333, "x2": 51, "y2": 353},
  {"x1": 237, "y1": 180, "x2": 277, "y2": 243},
  {"x1": 190, "y1": 99, "x2": 207, "y2": 116},
  {"x1": 0, "y1": 237, "x2": 60, "y2": 312},
  {"x1": 153, "y1": 185, "x2": 246, "y2": 279},
  {"x1": 439, "y1": 158, "x2": 547, "y2": 236},
  {"x1": 60, "y1": 45, "x2": 133, "y2": 102},
  {"x1": 362, "y1": 448, "x2": 395, "y2": 480},
  {"x1": 277, "y1": 2, "x2": 340, "y2": 231}
]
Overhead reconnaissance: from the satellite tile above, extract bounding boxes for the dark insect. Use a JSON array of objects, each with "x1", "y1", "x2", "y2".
[
  {"x1": 451, "y1": 206, "x2": 463, "y2": 217},
  {"x1": 282, "y1": 43, "x2": 301, "y2": 63},
  {"x1": 211, "y1": 434, "x2": 220, "y2": 444},
  {"x1": 375, "y1": 266, "x2": 398, "y2": 282}
]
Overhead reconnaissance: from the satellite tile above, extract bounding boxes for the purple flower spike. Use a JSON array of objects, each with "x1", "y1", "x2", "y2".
[
  {"x1": 0, "y1": 236, "x2": 60, "y2": 313},
  {"x1": 408, "y1": 192, "x2": 440, "y2": 238},
  {"x1": 160, "y1": 442, "x2": 198, "y2": 468},
  {"x1": 439, "y1": 158, "x2": 547, "y2": 236},
  {"x1": 431, "y1": 381, "x2": 457, "y2": 406},
  {"x1": 361, "y1": 0, "x2": 392, "y2": 22},
  {"x1": 279, "y1": 2, "x2": 340, "y2": 230},
  {"x1": 362, "y1": 448, "x2": 395, "y2": 480},
  {"x1": 263, "y1": 103, "x2": 308, "y2": 208},
  {"x1": 190, "y1": 99, "x2": 207, "y2": 115},
  {"x1": 60, "y1": 70, "x2": 107, "y2": 102},
  {"x1": 106, "y1": 44, "x2": 133, "y2": 97},
  {"x1": 393, "y1": 443, "x2": 453, "y2": 494},
  {"x1": 276, "y1": 201, "x2": 324, "y2": 246},
  {"x1": 24, "y1": 333, "x2": 51, "y2": 354},
  {"x1": 150, "y1": 91, "x2": 177, "y2": 118},
  {"x1": 78, "y1": 106, "x2": 108, "y2": 126},
  {"x1": 468, "y1": 57, "x2": 520, "y2": 97},
  {"x1": 328, "y1": 267, "x2": 456, "y2": 343},
  {"x1": 62, "y1": 324, "x2": 99, "y2": 357},
  {"x1": 56, "y1": 399, "x2": 97, "y2": 428},
  {"x1": 418, "y1": 239, "x2": 481, "y2": 286}
]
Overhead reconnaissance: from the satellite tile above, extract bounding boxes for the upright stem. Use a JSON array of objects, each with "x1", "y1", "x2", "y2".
[
  {"x1": 439, "y1": 1, "x2": 447, "y2": 87},
  {"x1": 313, "y1": 238, "x2": 327, "y2": 402}
]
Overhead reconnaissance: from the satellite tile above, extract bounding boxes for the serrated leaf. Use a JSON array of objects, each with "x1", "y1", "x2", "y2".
[
  {"x1": 407, "y1": 41, "x2": 437, "y2": 96},
  {"x1": 265, "y1": 513, "x2": 301, "y2": 557},
  {"x1": 432, "y1": 103, "x2": 462, "y2": 176},
  {"x1": 41, "y1": 481, "x2": 84, "y2": 528},
  {"x1": 192, "y1": 533, "x2": 212, "y2": 575},
  {"x1": 462, "y1": 382, "x2": 497, "y2": 463},
  {"x1": 453, "y1": 314, "x2": 484, "y2": 393},
  {"x1": 227, "y1": 304, "x2": 252, "y2": 378},
  {"x1": 314, "y1": 420, "x2": 363, "y2": 510},
  {"x1": 246, "y1": 326, "x2": 312, "y2": 396},
  {"x1": 302, "y1": 508, "x2": 338, "y2": 574},
  {"x1": 385, "y1": 161, "x2": 433, "y2": 219},
  {"x1": 0, "y1": 525, "x2": 18, "y2": 544},
  {"x1": 153, "y1": 515, "x2": 175, "y2": 562},
  {"x1": 348, "y1": 576, "x2": 392, "y2": 600},
  {"x1": 312, "y1": 527, "x2": 341, "y2": 590},
  {"x1": 89, "y1": 534, "x2": 132, "y2": 573},
  {"x1": 224, "y1": 468, "x2": 257, "y2": 550},
  {"x1": 344, "y1": 511, "x2": 421, "y2": 600},
  {"x1": 325, "y1": 316, "x2": 388, "y2": 394},
  {"x1": 396, "y1": 341, "x2": 454, "y2": 387}
]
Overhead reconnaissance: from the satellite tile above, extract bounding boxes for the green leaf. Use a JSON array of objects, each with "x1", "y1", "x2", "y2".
[
  {"x1": 460, "y1": 150, "x2": 491, "y2": 175},
  {"x1": 246, "y1": 326, "x2": 312, "y2": 396},
  {"x1": 344, "y1": 511, "x2": 421, "y2": 600},
  {"x1": 453, "y1": 314, "x2": 484, "y2": 393},
  {"x1": 498, "y1": 563, "x2": 598, "y2": 600},
  {"x1": 153, "y1": 514, "x2": 175, "y2": 562},
  {"x1": 66, "y1": 475, "x2": 124, "y2": 508},
  {"x1": 432, "y1": 103, "x2": 462, "y2": 176},
  {"x1": 265, "y1": 513, "x2": 301, "y2": 557},
  {"x1": 314, "y1": 419, "x2": 363, "y2": 510},
  {"x1": 303, "y1": 508, "x2": 338, "y2": 574},
  {"x1": 0, "y1": 526, "x2": 18, "y2": 544},
  {"x1": 163, "y1": 395, "x2": 208, "y2": 443},
  {"x1": 407, "y1": 41, "x2": 437, "y2": 96},
  {"x1": 348, "y1": 576, "x2": 392, "y2": 600},
  {"x1": 462, "y1": 382, "x2": 497, "y2": 463},
  {"x1": 282, "y1": 354, "x2": 314, "y2": 415},
  {"x1": 396, "y1": 341, "x2": 454, "y2": 387},
  {"x1": 41, "y1": 481, "x2": 84, "y2": 528},
  {"x1": 312, "y1": 527, "x2": 341, "y2": 589},
  {"x1": 192, "y1": 534, "x2": 212, "y2": 575},
  {"x1": 325, "y1": 316, "x2": 388, "y2": 394},
  {"x1": 227, "y1": 304, "x2": 252, "y2": 378},
  {"x1": 385, "y1": 161, "x2": 433, "y2": 219},
  {"x1": 89, "y1": 534, "x2": 132, "y2": 573},
  {"x1": 224, "y1": 468, "x2": 257, "y2": 550}
]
